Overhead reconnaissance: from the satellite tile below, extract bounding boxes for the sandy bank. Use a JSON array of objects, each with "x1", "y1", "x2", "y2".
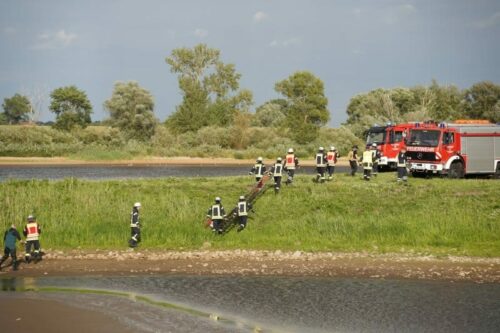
[
  {"x1": 1, "y1": 250, "x2": 498, "y2": 283},
  {"x1": 0, "y1": 156, "x2": 349, "y2": 167},
  {"x1": 0, "y1": 295, "x2": 135, "y2": 333}
]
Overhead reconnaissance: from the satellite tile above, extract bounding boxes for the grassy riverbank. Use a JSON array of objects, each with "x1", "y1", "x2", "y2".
[{"x1": 0, "y1": 174, "x2": 499, "y2": 256}]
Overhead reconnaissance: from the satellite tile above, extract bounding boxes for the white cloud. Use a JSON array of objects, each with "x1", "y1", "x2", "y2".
[
  {"x1": 399, "y1": 4, "x2": 416, "y2": 14},
  {"x1": 33, "y1": 29, "x2": 77, "y2": 49},
  {"x1": 269, "y1": 37, "x2": 301, "y2": 48},
  {"x1": 194, "y1": 28, "x2": 208, "y2": 38},
  {"x1": 253, "y1": 11, "x2": 268, "y2": 22},
  {"x1": 382, "y1": 3, "x2": 417, "y2": 25},
  {"x1": 474, "y1": 11, "x2": 500, "y2": 29}
]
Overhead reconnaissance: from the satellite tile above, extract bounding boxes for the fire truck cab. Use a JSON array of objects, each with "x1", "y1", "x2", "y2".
[
  {"x1": 406, "y1": 121, "x2": 500, "y2": 178},
  {"x1": 365, "y1": 123, "x2": 414, "y2": 170}
]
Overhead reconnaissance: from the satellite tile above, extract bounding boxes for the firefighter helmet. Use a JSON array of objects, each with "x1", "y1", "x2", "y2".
[
  {"x1": 257, "y1": 157, "x2": 263, "y2": 162},
  {"x1": 134, "y1": 202, "x2": 141, "y2": 208},
  {"x1": 319, "y1": 146, "x2": 324, "y2": 151},
  {"x1": 372, "y1": 143, "x2": 377, "y2": 147},
  {"x1": 330, "y1": 146, "x2": 335, "y2": 151},
  {"x1": 215, "y1": 197, "x2": 221, "y2": 203},
  {"x1": 27, "y1": 215, "x2": 35, "y2": 222},
  {"x1": 277, "y1": 157, "x2": 282, "y2": 162},
  {"x1": 288, "y1": 148, "x2": 294, "y2": 153},
  {"x1": 239, "y1": 195, "x2": 245, "y2": 200}
]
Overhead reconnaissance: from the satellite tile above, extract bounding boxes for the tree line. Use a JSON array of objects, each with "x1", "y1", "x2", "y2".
[
  {"x1": 345, "y1": 80, "x2": 500, "y2": 137},
  {"x1": 1, "y1": 44, "x2": 499, "y2": 145}
]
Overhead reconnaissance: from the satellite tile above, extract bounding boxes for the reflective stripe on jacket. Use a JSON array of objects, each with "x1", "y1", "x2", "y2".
[
  {"x1": 211, "y1": 204, "x2": 223, "y2": 220},
  {"x1": 25, "y1": 222, "x2": 39, "y2": 241},
  {"x1": 254, "y1": 164, "x2": 264, "y2": 177},
  {"x1": 362, "y1": 151, "x2": 373, "y2": 169},
  {"x1": 397, "y1": 153, "x2": 407, "y2": 168},
  {"x1": 273, "y1": 163, "x2": 283, "y2": 177},
  {"x1": 327, "y1": 151, "x2": 337, "y2": 165},
  {"x1": 130, "y1": 210, "x2": 139, "y2": 227},
  {"x1": 316, "y1": 153, "x2": 326, "y2": 167},
  {"x1": 285, "y1": 154, "x2": 296, "y2": 170},
  {"x1": 238, "y1": 202, "x2": 248, "y2": 216}
]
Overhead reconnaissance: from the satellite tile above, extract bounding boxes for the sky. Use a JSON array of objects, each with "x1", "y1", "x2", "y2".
[{"x1": 0, "y1": 0, "x2": 499, "y2": 127}]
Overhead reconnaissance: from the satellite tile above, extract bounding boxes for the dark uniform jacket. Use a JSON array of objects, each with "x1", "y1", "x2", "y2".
[{"x1": 4, "y1": 228, "x2": 21, "y2": 250}]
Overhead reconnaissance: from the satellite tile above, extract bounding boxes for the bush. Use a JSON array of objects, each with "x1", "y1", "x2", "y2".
[{"x1": 196, "y1": 126, "x2": 231, "y2": 148}]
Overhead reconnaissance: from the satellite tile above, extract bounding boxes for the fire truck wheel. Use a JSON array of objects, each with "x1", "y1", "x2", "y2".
[{"x1": 448, "y1": 161, "x2": 465, "y2": 179}]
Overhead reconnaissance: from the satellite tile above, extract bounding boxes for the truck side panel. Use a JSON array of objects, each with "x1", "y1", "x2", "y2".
[
  {"x1": 456, "y1": 125, "x2": 500, "y2": 174},
  {"x1": 462, "y1": 136, "x2": 495, "y2": 173}
]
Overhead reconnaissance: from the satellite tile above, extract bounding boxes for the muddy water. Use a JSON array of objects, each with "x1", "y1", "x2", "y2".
[
  {"x1": 2, "y1": 275, "x2": 499, "y2": 332},
  {"x1": 0, "y1": 165, "x2": 351, "y2": 180}
]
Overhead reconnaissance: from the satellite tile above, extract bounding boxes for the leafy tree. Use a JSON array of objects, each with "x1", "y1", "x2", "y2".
[
  {"x1": 49, "y1": 86, "x2": 92, "y2": 130},
  {"x1": 252, "y1": 101, "x2": 286, "y2": 127},
  {"x1": 275, "y1": 71, "x2": 329, "y2": 144},
  {"x1": 166, "y1": 44, "x2": 253, "y2": 133},
  {"x1": 427, "y1": 80, "x2": 464, "y2": 121},
  {"x1": 229, "y1": 111, "x2": 252, "y2": 149},
  {"x1": 345, "y1": 81, "x2": 469, "y2": 138},
  {"x1": 104, "y1": 81, "x2": 158, "y2": 141},
  {"x1": 2, "y1": 93, "x2": 32, "y2": 124},
  {"x1": 462, "y1": 81, "x2": 500, "y2": 123}
]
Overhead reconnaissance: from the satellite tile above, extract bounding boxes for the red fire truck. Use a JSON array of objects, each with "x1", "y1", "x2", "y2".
[
  {"x1": 406, "y1": 121, "x2": 500, "y2": 178},
  {"x1": 365, "y1": 123, "x2": 415, "y2": 170}
]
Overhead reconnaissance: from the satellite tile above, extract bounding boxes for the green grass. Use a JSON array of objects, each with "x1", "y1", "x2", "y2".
[{"x1": 1, "y1": 174, "x2": 499, "y2": 256}]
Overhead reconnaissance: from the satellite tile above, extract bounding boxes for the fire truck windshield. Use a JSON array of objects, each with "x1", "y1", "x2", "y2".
[
  {"x1": 366, "y1": 128, "x2": 387, "y2": 145},
  {"x1": 407, "y1": 129, "x2": 440, "y2": 147}
]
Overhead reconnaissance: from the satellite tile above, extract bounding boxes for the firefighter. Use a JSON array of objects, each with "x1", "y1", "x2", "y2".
[
  {"x1": 270, "y1": 157, "x2": 284, "y2": 193},
  {"x1": 361, "y1": 147, "x2": 374, "y2": 181},
  {"x1": 207, "y1": 197, "x2": 225, "y2": 234},
  {"x1": 250, "y1": 157, "x2": 266, "y2": 183},
  {"x1": 315, "y1": 147, "x2": 327, "y2": 183},
  {"x1": 284, "y1": 148, "x2": 299, "y2": 185},
  {"x1": 397, "y1": 147, "x2": 409, "y2": 184},
  {"x1": 347, "y1": 145, "x2": 359, "y2": 176},
  {"x1": 129, "y1": 202, "x2": 141, "y2": 248},
  {"x1": 23, "y1": 215, "x2": 42, "y2": 263},
  {"x1": 326, "y1": 146, "x2": 338, "y2": 180},
  {"x1": 236, "y1": 195, "x2": 252, "y2": 232},
  {"x1": 371, "y1": 143, "x2": 381, "y2": 177},
  {"x1": 0, "y1": 225, "x2": 22, "y2": 271}
]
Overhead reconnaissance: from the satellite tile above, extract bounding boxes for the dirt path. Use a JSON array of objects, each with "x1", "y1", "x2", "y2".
[{"x1": 1, "y1": 250, "x2": 498, "y2": 283}]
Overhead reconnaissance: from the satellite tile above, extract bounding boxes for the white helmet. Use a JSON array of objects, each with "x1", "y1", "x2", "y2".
[
  {"x1": 134, "y1": 202, "x2": 141, "y2": 208},
  {"x1": 215, "y1": 197, "x2": 221, "y2": 202},
  {"x1": 288, "y1": 148, "x2": 294, "y2": 153},
  {"x1": 239, "y1": 195, "x2": 245, "y2": 200},
  {"x1": 277, "y1": 157, "x2": 282, "y2": 162},
  {"x1": 257, "y1": 157, "x2": 263, "y2": 162},
  {"x1": 319, "y1": 146, "x2": 324, "y2": 151},
  {"x1": 330, "y1": 146, "x2": 335, "y2": 151},
  {"x1": 372, "y1": 143, "x2": 377, "y2": 147}
]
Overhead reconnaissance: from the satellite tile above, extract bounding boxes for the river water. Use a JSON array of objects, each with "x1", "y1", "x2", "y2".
[
  {"x1": 1, "y1": 275, "x2": 499, "y2": 333},
  {"x1": 0, "y1": 165, "x2": 350, "y2": 180}
]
